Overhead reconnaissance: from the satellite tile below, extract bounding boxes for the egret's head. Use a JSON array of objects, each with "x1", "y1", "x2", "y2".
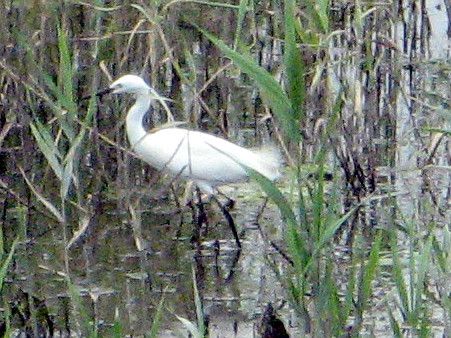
[
  {"x1": 109, "y1": 75, "x2": 150, "y2": 95},
  {"x1": 82, "y1": 74, "x2": 172, "y2": 119}
]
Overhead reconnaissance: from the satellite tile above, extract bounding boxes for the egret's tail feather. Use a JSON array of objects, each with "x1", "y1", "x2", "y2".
[{"x1": 251, "y1": 145, "x2": 283, "y2": 181}]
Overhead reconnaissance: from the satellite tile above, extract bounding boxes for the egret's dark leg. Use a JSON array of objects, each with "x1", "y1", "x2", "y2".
[
  {"x1": 211, "y1": 195, "x2": 241, "y2": 248},
  {"x1": 217, "y1": 190, "x2": 235, "y2": 210},
  {"x1": 189, "y1": 187, "x2": 208, "y2": 246},
  {"x1": 188, "y1": 201, "x2": 199, "y2": 245},
  {"x1": 195, "y1": 187, "x2": 208, "y2": 226}
]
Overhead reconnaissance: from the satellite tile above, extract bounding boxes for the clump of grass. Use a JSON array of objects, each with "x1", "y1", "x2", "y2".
[{"x1": 386, "y1": 207, "x2": 450, "y2": 337}]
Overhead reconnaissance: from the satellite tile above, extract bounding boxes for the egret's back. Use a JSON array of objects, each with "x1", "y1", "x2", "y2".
[{"x1": 132, "y1": 128, "x2": 281, "y2": 192}]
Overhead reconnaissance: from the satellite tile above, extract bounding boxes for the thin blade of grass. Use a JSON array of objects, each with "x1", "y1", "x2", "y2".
[
  {"x1": 344, "y1": 262, "x2": 356, "y2": 319},
  {"x1": 316, "y1": 0, "x2": 330, "y2": 33},
  {"x1": 284, "y1": 0, "x2": 305, "y2": 122},
  {"x1": 67, "y1": 280, "x2": 96, "y2": 336},
  {"x1": 175, "y1": 315, "x2": 201, "y2": 337},
  {"x1": 192, "y1": 266, "x2": 206, "y2": 337},
  {"x1": 163, "y1": 0, "x2": 242, "y2": 10},
  {"x1": 0, "y1": 223, "x2": 3, "y2": 258},
  {"x1": 246, "y1": 168, "x2": 309, "y2": 271},
  {"x1": 432, "y1": 230, "x2": 450, "y2": 273},
  {"x1": 0, "y1": 236, "x2": 19, "y2": 293},
  {"x1": 387, "y1": 304, "x2": 402, "y2": 338},
  {"x1": 19, "y1": 167, "x2": 64, "y2": 223},
  {"x1": 41, "y1": 73, "x2": 76, "y2": 141},
  {"x1": 312, "y1": 163, "x2": 325, "y2": 241},
  {"x1": 390, "y1": 229, "x2": 410, "y2": 317},
  {"x1": 233, "y1": 0, "x2": 249, "y2": 50},
  {"x1": 60, "y1": 127, "x2": 85, "y2": 201},
  {"x1": 304, "y1": 0, "x2": 329, "y2": 33},
  {"x1": 316, "y1": 204, "x2": 360, "y2": 251},
  {"x1": 359, "y1": 231, "x2": 382, "y2": 309},
  {"x1": 319, "y1": 259, "x2": 343, "y2": 334},
  {"x1": 30, "y1": 121, "x2": 63, "y2": 180},
  {"x1": 57, "y1": 25, "x2": 77, "y2": 116},
  {"x1": 148, "y1": 293, "x2": 165, "y2": 338},
  {"x1": 2, "y1": 299, "x2": 12, "y2": 337},
  {"x1": 414, "y1": 236, "x2": 432, "y2": 316}
]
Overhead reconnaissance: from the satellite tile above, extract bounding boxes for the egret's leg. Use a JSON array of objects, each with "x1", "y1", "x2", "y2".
[
  {"x1": 188, "y1": 199, "x2": 200, "y2": 245},
  {"x1": 211, "y1": 195, "x2": 241, "y2": 248},
  {"x1": 182, "y1": 181, "x2": 195, "y2": 207},
  {"x1": 189, "y1": 186, "x2": 208, "y2": 246},
  {"x1": 216, "y1": 190, "x2": 235, "y2": 210},
  {"x1": 194, "y1": 186, "x2": 208, "y2": 227}
]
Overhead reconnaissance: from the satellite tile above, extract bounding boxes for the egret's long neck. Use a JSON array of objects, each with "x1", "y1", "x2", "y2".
[{"x1": 126, "y1": 93, "x2": 151, "y2": 148}]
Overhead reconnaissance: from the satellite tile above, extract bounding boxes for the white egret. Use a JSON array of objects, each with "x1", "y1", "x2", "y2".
[{"x1": 96, "y1": 74, "x2": 282, "y2": 246}]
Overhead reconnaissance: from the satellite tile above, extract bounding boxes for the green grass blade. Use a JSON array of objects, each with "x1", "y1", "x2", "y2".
[
  {"x1": 111, "y1": 315, "x2": 123, "y2": 338},
  {"x1": 304, "y1": 0, "x2": 329, "y2": 33},
  {"x1": 391, "y1": 230, "x2": 410, "y2": 317},
  {"x1": 2, "y1": 299, "x2": 12, "y2": 337},
  {"x1": 284, "y1": 0, "x2": 305, "y2": 122},
  {"x1": 344, "y1": 262, "x2": 356, "y2": 319},
  {"x1": 199, "y1": 28, "x2": 299, "y2": 141},
  {"x1": 316, "y1": 0, "x2": 330, "y2": 33},
  {"x1": 316, "y1": 204, "x2": 360, "y2": 253},
  {"x1": 387, "y1": 304, "x2": 402, "y2": 338},
  {"x1": 233, "y1": 0, "x2": 249, "y2": 50},
  {"x1": 319, "y1": 259, "x2": 344, "y2": 334},
  {"x1": 424, "y1": 127, "x2": 451, "y2": 135},
  {"x1": 60, "y1": 128, "x2": 85, "y2": 201},
  {"x1": 359, "y1": 231, "x2": 382, "y2": 309},
  {"x1": 30, "y1": 121, "x2": 63, "y2": 180},
  {"x1": 246, "y1": 168, "x2": 309, "y2": 270},
  {"x1": 175, "y1": 315, "x2": 201, "y2": 337},
  {"x1": 247, "y1": 169, "x2": 296, "y2": 226},
  {"x1": 14, "y1": 26, "x2": 76, "y2": 139},
  {"x1": 0, "y1": 220, "x2": 3, "y2": 258},
  {"x1": 41, "y1": 73, "x2": 76, "y2": 141},
  {"x1": 192, "y1": 266, "x2": 206, "y2": 337},
  {"x1": 148, "y1": 293, "x2": 165, "y2": 338},
  {"x1": 312, "y1": 163, "x2": 325, "y2": 241},
  {"x1": 0, "y1": 236, "x2": 19, "y2": 293},
  {"x1": 414, "y1": 236, "x2": 432, "y2": 316},
  {"x1": 67, "y1": 280, "x2": 96, "y2": 336},
  {"x1": 19, "y1": 167, "x2": 64, "y2": 223},
  {"x1": 57, "y1": 25, "x2": 76, "y2": 116}
]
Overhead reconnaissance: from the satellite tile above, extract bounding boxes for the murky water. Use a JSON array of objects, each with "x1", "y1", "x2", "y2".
[{"x1": 3, "y1": 165, "x2": 448, "y2": 336}]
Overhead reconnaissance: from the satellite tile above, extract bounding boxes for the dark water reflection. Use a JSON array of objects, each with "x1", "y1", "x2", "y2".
[
  {"x1": 5, "y1": 182, "x2": 293, "y2": 336},
  {"x1": 4, "y1": 160, "x2": 448, "y2": 336}
]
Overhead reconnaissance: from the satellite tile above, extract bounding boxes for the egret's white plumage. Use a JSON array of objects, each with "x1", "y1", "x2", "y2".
[{"x1": 108, "y1": 74, "x2": 281, "y2": 194}]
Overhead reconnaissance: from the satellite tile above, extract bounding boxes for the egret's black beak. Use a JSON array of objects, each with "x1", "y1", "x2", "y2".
[{"x1": 81, "y1": 87, "x2": 114, "y2": 101}]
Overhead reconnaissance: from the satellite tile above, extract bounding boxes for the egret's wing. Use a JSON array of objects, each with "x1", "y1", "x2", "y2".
[
  {"x1": 134, "y1": 128, "x2": 281, "y2": 185},
  {"x1": 185, "y1": 131, "x2": 281, "y2": 182}
]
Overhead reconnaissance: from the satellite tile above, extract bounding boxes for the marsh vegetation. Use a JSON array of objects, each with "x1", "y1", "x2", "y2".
[{"x1": 0, "y1": 0, "x2": 449, "y2": 336}]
